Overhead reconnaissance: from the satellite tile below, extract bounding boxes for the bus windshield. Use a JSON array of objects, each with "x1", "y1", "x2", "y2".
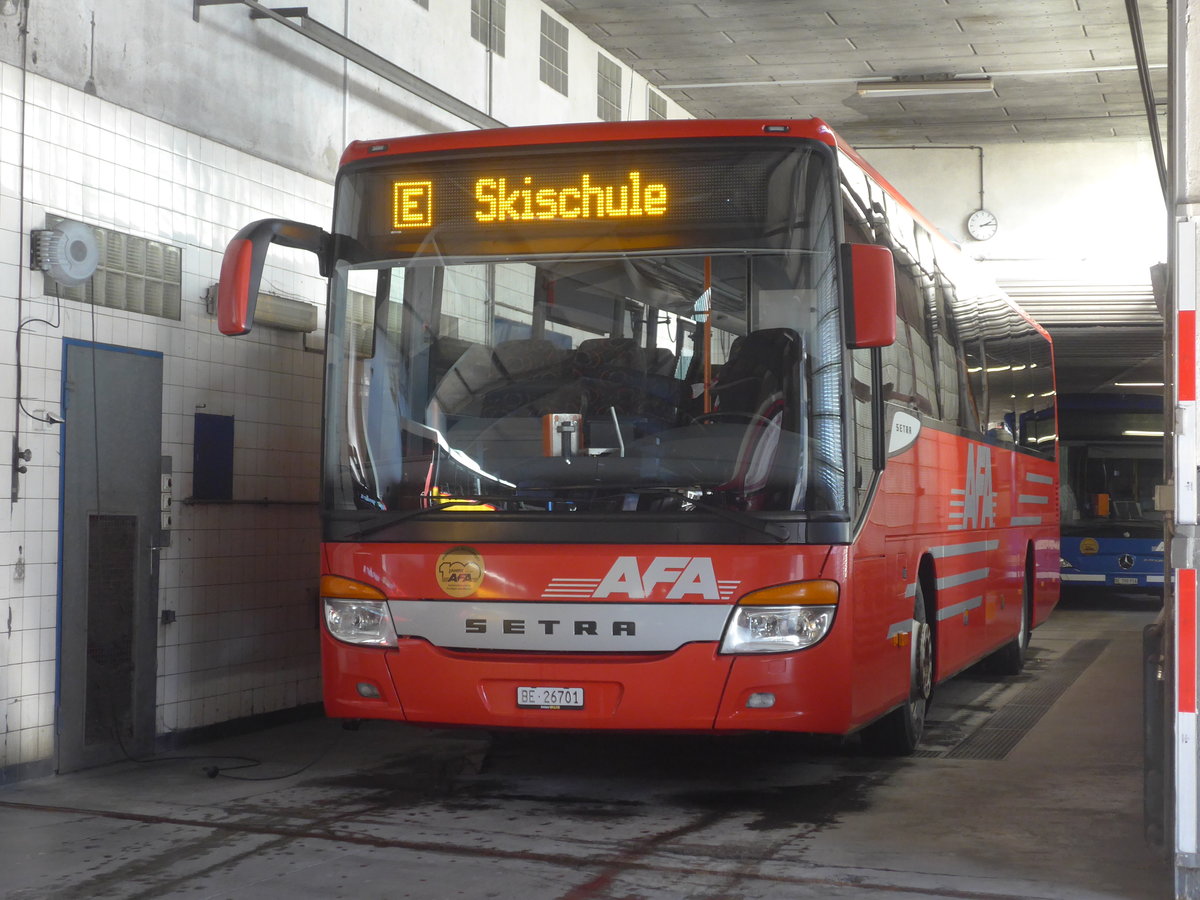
[
  {"x1": 321, "y1": 140, "x2": 849, "y2": 526},
  {"x1": 1061, "y1": 443, "x2": 1163, "y2": 529},
  {"x1": 323, "y1": 243, "x2": 851, "y2": 520}
]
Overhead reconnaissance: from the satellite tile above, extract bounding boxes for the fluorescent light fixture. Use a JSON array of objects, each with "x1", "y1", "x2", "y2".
[
  {"x1": 1114, "y1": 381, "x2": 1165, "y2": 387},
  {"x1": 1123, "y1": 430, "x2": 1165, "y2": 437},
  {"x1": 856, "y1": 77, "x2": 994, "y2": 97}
]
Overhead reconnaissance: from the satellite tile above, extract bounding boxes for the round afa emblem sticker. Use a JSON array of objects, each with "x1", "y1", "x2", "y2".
[
  {"x1": 436, "y1": 546, "x2": 485, "y2": 597},
  {"x1": 1080, "y1": 538, "x2": 1100, "y2": 556}
]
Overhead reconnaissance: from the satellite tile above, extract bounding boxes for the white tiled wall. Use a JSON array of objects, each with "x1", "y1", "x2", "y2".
[{"x1": 0, "y1": 61, "x2": 330, "y2": 775}]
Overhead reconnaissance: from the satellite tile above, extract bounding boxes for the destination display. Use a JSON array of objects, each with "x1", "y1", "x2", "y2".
[{"x1": 341, "y1": 142, "x2": 825, "y2": 257}]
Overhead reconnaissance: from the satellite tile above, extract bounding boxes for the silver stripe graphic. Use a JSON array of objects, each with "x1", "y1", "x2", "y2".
[
  {"x1": 1026, "y1": 472, "x2": 1054, "y2": 484},
  {"x1": 937, "y1": 596, "x2": 982, "y2": 621},
  {"x1": 542, "y1": 589, "x2": 603, "y2": 598},
  {"x1": 389, "y1": 600, "x2": 733, "y2": 652},
  {"x1": 937, "y1": 568, "x2": 989, "y2": 590},
  {"x1": 1018, "y1": 494, "x2": 1049, "y2": 505},
  {"x1": 1060, "y1": 573, "x2": 1106, "y2": 583},
  {"x1": 887, "y1": 618, "x2": 915, "y2": 639},
  {"x1": 1011, "y1": 516, "x2": 1044, "y2": 526},
  {"x1": 932, "y1": 541, "x2": 998, "y2": 558}
]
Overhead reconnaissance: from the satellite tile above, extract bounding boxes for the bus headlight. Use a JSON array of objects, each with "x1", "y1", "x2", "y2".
[
  {"x1": 720, "y1": 580, "x2": 838, "y2": 654},
  {"x1": 321, "y1": 575, "x2": 396, "y2": 647},
  {"x1": 325, "y1": 599, "x2": 395, "y2": 646}
]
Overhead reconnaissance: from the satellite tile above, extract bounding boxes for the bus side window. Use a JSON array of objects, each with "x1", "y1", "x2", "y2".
[
  {"x1": 900, "y1": 264, "x2": 937, "y2": 417},
  {"x1": 981, "y1": 298, "x2": 1015, "y2": 444},
  {"x1": 926, "y1": 274, "x2": 962, "y2": 428},
  {"x1": 881, "y1": 259, "x2": 918, "y2": 410},
  {"x1": 1023, "y1": 324, "x2": 1056, "y2": 457},
  {"x1": 851, "y1": 347, "x2": 875, "y2": 509},
  {"x1": 953, "y1": 296, "x2": 987, "y2": 437}
]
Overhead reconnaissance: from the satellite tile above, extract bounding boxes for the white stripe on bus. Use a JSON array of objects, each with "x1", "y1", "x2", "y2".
[
  {"x1": 936, "y1": 596, "x2": 982, "y2": 621},
  {"x1": 936, "y1": 568, "x2": 990, "y2": 590}
]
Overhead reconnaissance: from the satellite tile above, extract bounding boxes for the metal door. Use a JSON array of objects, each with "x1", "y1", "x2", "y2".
[{"x1": 57, "y1": 341, "x2": 163, "y2": 773}]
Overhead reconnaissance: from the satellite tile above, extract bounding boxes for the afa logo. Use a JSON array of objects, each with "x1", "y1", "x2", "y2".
[
  {"x1": 436, "y1": 546, "x2": 485, "y2": 597},
  {"x1": 595, "y1": 556, "x2": 721, "y2": 599},
  {"x1": 963, "y1": 444, "x2": 997, "y2": 529}
]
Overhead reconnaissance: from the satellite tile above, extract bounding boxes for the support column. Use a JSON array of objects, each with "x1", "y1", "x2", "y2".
[{"x1": 1172, "y1": 1, "x2": 1200, "y2": 895}]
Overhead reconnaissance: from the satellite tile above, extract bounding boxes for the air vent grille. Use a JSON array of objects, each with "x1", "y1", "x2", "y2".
[{"x1": 50, "y1": 217, "x2": 182, "y2": 320}]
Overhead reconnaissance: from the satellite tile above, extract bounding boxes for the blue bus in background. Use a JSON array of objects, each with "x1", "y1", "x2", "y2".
[{"x1": 1059, "y1": 394, "x2": 1165, "y2": 596}]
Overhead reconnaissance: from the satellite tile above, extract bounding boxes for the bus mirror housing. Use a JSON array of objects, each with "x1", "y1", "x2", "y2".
[
  {"x1": 841, "y1": 243, "x2": 896, "y2": 349},
  {"x1": 217, "y1": 219, "x2": 332, "y2": 335}
]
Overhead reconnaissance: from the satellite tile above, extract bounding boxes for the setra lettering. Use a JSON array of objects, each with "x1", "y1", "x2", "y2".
[{"x1": 463, "y1": 618, "x2": 637, "y2": 637}]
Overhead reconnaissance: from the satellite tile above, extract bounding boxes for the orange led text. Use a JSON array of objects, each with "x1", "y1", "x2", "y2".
[
  {"x1": 474, "y1": 172, "x2": 668, "y2": 223},
  {"x1": 393, "y1": 180, "x2": 433, "y2": 229}
]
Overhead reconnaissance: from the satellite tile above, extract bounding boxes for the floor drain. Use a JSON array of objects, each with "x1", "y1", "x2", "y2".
[{"x1": 942, "y1": 638, "x2": 1109, "y2": 760}]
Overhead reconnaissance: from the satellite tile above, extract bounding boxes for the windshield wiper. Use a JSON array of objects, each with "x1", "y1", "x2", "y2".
[
  {"x1": 336, "y1": 496, "x2": 509, "y2": 540},
  {"x1": 335, "y1": 489, "x2": 790, "y2": 543},
  {"x1": 629, "y1": 487, "x2": 790, "y2": 542}
]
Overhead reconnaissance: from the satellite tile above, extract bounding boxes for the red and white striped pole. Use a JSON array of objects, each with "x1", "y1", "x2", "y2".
[{"x1": 1176, "y1": 217, "x2": 1200, "y2": 882}]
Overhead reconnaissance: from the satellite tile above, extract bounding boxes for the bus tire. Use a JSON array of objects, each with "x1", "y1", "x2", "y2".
[
  {"x1": 990, "y1": 557, "x2": 1033, "y2": 676},
  {"x1": 860, "y1": 584, "x2": 933, "y2": 756}
]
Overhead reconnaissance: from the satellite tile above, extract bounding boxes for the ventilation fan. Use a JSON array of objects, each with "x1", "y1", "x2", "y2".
[{"x1": 32, "y1": 220, "x2": 100, "y2": 287}]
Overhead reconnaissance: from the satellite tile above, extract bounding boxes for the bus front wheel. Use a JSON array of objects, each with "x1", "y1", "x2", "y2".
[{"x1": 860, "y1": 585, "x2": 933, "y2": 756}]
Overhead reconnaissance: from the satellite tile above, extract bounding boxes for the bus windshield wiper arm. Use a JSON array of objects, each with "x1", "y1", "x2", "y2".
[
  {"x1": 630, "y1": 488, "x2": 790, "y2": 542},
  {"x1": 339, "y1": 497, "x2": 505, "y2": 539},
  {"x1": 337, "y1": 490, "x2": 790, "y2": 542}
]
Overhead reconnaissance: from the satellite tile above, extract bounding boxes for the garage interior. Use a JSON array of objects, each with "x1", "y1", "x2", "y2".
[{"x1": 0, "y1": 1, "x2": 1188, "y2": 898}]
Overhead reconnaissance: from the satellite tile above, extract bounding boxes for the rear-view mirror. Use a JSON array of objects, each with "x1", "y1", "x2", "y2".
[
  {"x1": 218, "y1": 219, "x2": 331, "y2": 335},
  {"x1": 840, "y1": 242, "x2": 896, "y2": 349}
]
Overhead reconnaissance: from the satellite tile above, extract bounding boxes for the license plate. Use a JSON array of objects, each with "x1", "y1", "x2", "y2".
[
  {"x1": 517, "y1": 686, "x2": 584, "y2": 709},
  {"x1": 1114, "y1": 577, "x2": 1139, "y2": 586}
]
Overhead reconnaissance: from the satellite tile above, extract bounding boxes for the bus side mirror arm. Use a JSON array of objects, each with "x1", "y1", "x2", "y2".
[
  {"x1": 217, "y1": 218, "x2": 332, "y2": 335},
  {"x1": 841, "y1": 242, "x2": 897, "y2": 349}
]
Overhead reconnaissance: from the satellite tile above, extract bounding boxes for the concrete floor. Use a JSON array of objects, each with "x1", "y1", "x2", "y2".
[{"x1": 0, "y1": 599, "x2": 1172, "y2": 899}]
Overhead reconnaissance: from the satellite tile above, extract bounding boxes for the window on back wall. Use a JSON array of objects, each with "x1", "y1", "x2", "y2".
[
  {"x1": 597, "y1": 54, "x2": 622, "y2": 121},
  {"x1": 648, "y1": 89, "x2": 668, "y2": 120},
  {"x1": 48, "y1": 217, "x2": 182, "y2": 320},
  {"x1": 471, "y1": 0, "x2": 505, "y2": 56},
  {"x1": 540, "y1": 12, "x2": 569, "y2": 95}
]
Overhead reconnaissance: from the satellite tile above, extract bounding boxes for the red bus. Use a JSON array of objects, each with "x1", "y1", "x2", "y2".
[{"x1": 218, "y1": 119, "x2": 1059, "y2": 754}]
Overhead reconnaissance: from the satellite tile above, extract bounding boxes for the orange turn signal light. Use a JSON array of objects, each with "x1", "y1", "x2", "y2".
[
  {"x1": 320, "y1": 575, "x2": 387, "y2": 601},
  {"x1": 737, "y1": 579, "x2": 839, "y2": 607}
]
